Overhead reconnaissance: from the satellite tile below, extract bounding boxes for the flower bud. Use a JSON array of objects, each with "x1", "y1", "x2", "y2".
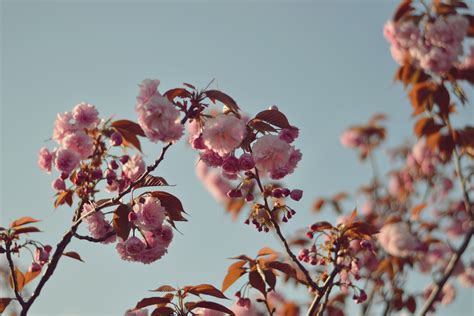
[
  {"x1": 52, "y1": 178, "x2": 66, "y2": 191},
  {"x1": 111, "y1": 132, "x2": 123, "y2": 146},
  {"x1": 290, "y1": 189, "x2": 303, "y2": 201}
]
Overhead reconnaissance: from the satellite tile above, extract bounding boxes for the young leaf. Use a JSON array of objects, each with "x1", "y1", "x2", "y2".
[
  {"x1": 266, "y1": 261, "x2": 296, "y2": 278},
  {"x1": 134, "y1": 175, "x2": 170, "y2": 189},
  {"x1": 0, "y1": 298, "x2": 13, "y2": 313},
  {"x1": 9, "y1": 216, "x2": 40, "y2": 228},
  {"x1": 24, "y1": 269, "x2": 41, "y2": 286},
  {"x1": 151, "y1": 285, "x2": 176, "y2": 292},
  {"x1": 113, "y1": 204, "x2": 132, "y2": 240},
  {"x1": 205, "y1": 90, "x2": 240, "y2": 114},
  {"x1": 262, "y1": 269, "x2": 277, "y2": 290},
  {"x1": 150, "y1": 191, "x2": 187, "y2": 222},
  {"x1": 13, "y1": 226, "x2": 41, "y2": 235},
  {"x1": 54, "y1": 190, "x2": 74, "y2": 208},
  {"x1": 185, "y1": 284, "x2": 228, "y2": 299},
  {"x1": 257, "y1": 247, "x2": 277, "y2": 257},
  {"x1": 63, "y1": 251, "x2": 85, "y2": 262},
  {"x1": 135, "y1": 297, "x2": 171, "y2": 309},
  {"x1": 8, "y1": 267, "x2": 25, "y2": 292},
  {"x1": 111, "y1": 120, "x2": 145, "y2": 137},
  {"x1": 254, "y1": 109, "x2": 291, "y2": 129},
  {"x1": 222, "y1": 260, "x2": 246, "y2": 292},
  {"x1": 248, "y1": 270, "x2": 266, "y2": 296},
  {"x1": 191, "y1": 301, "x2": 235, "y2": 315},
  {"x1": 164, "y1": 88, "x2": 191, "y2": 101}
]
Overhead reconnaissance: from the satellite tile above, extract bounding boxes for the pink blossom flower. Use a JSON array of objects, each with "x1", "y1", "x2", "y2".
[
  {"x1": 81, "y1": 203, "x2": 116, "y2": 244},
  {"x1": 122, "y1": 154, "x2": 146, "y2": 181},
  {"x1": 378, "y1": 222, "x2": 419, "y2": 258},
  {"x1": 156, "y1": 225, "x2": 174, "y2": 248},
  {"x1": 55, "y1": 148, "x2": 80, "y2": 174},
  {"x1": 72, "y1": 102, "x2": 99, "y2": 129},
  {"x1": 222, "y1": 156, "x2": 239, "y2": 174},
  {"x1": 52, "y1": 112, "x2": 77, "y2": 143},
  {"x1": 238, "y1": 153, "x2": 255, "y2": 170},
  {"x1": 200, "y1": 149, "x2": 224, "y2": 167},
  {"x1": 137, "y1": 79, "x2": 160, "y2": 104},
  {"x1": 136, "y1": 93, "x2": 184, "y2": 143},
  {"x1": 133, "y1": 197, "x2": 166, "y2": 231},
  {"x1": 252, "y1": 135, "x2": 293, "y2": 178},
  {"x1": 62, "y1": 131, "x2": 94, "y2": 159},
  {"x1": 383, "y1": 20, "x2": 420, "y2": 64},
  {"x1": 52, "y1": 178, "x2": 66, "y2": 191},
  {"x1": 202, "y1": 114, "x2": 246, "y2": 156},
  {"x1": 38, "y1": 147, "x2": 53, "y2": 173},
  {"x1": 196, "y1": 161, "x2": 232, "y2": 204},
  {"x1": 279, "y1": 128, "x2": 299, "y2": 143},
  {"x1": 116, "y1": 236, "x2": 147, "y2": 261}
]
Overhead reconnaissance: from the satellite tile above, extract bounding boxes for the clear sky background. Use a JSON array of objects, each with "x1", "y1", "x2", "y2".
[{"x1": 1, "y1": 0, "x2": 473, "y2": 315}]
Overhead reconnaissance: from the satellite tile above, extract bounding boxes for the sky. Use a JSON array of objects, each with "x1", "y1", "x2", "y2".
[{"x1": 1, "y1": 0, "x2": 473, "y2": 315}]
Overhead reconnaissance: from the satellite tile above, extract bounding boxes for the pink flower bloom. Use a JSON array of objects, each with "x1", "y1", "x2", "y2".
[
  {"x1": 378, "y1": 222, "x2": 418, "y2": 258},
  {"x1": 252, "y1": 135, "x2": 294, "y2": 178},
  {"x1": 340, "y1": 129, "x2": 365, "y2": 148},
  {"x1": 222, "y1": 156, "x2": 239, "y2": 174},
  {"x1": 116, "y1": 236, "x2": 147, "y2": 261},
  {"x1": 136, "y1": 93, "x2": 184, "y2": 143},
  {"x1": 285, "y1": 148, "x2": 302, "y2": 174},
  {"x1": 133, "y1": 197, "x2": 166, "y2": 231},
  {"x1": 200, "y1": 149, "x2": 224, "y2": 167},
  {"x1": 238, "y1": 153, "x2": 255, "y2": 170},
  {"x1": 383, "y1": 20, "x2": 420, "y2": 64},
  {"x1": 62, "y1": 131, "x2": 94, "y2": 159},
  {"x1": 156, "y1": 225, "x2": 174, "y2": 248},
  {"x1": 410, "y1": 139, "x2": 438, "y2": 176},
  {"x1": 55, "y1": 148, "x2": 80, "y2": 174},
  {"x1": 38, "y1": 147, "x2": 53, "y2": 173},
  {"x1": 137, "y1": 79, "x2": 160, "y2": 104},
  {"x1": 34, "y1": 247, "x2": 51, "y2": 265},
  {"x1": 52, "y1": 112, "x2": 77, "y2": 143},
  {"x1": 196, "y1": 161, "x2": 233, "y2": 204},
  {"x1": 202, "y1": 114, "x2": 246, "y2": 156},
  {"x1": 72, "y1": 102, "x2": 99, "y2": 129},
  {"x1": 122, "y1": 154, "x2": 146, "y2": 181},
  {"x1": 52, "y1": 178, "x2": 66, "y2": 191},
  {"x1": 81, "y1": 203, "x2": 116, "y2": 244},
  {"x1": 279, "y1": 128, "x2": 299, "y2": 143}
]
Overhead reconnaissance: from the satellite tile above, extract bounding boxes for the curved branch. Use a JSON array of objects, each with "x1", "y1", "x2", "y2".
[{"x1": 5, "y1": 241, "x2": 25, "y2": 307}]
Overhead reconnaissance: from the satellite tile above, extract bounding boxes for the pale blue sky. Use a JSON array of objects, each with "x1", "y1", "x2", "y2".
[{"x1": 1, "y1": 0, "x2": 473, "y2": 315}]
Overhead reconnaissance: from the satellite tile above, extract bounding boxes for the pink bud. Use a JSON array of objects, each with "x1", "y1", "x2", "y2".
[
  {"x1": 192, "y1": 135, "x2": 207, "y2": 150},
  {"x1": 245, "y1": 193, "x2": 254, "y2": 202},
  {"x1": 91, "y1": 168, "x2": 103, "y2": 180},
  {"x1": 222, "y1": 156, "x2": 239, "y2": 174},
  {"x1": 28, "y1": 262, "x2": 42, "y2": 273},
  {"x1": 120, "y1": 155, "x2": 130, "y2": 164},
  {"x1": 238, "y1": 153, "x2": 255, "y2": 171},
  {"x1": 111, "y1": 132, "x2": 123, "y2": 146},
  {"x1": 227, "y1": 189, "x2": 242, "y2": 198},
  {"x1": 269, "y1": 105, "x2": 279, "y2": 111},
  {"x1": 128, "y1": 212, "x2": 137, "y2": 222},
  {"x1": 290, "y1": 189, "x2": 303, "y2": 201}
]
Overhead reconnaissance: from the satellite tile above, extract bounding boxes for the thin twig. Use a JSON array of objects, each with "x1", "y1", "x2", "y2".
[
  {"x1": 5, "y1": 241, "x2": 26, "y2": 307},
  {"x1": 253, "y1": 168, "x2": 320, "y2": 292},
  {"x1": 72, "y1": 231, "x2": 116, "y2": 243}
]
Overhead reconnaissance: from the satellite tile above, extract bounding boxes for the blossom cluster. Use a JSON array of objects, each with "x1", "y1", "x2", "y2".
[
  {"x1": 116, "y1": 197, "x2": 174, "y2": 264},
  {"x1": 384, "y1": 13, "x2": 471, "y2": 73}
]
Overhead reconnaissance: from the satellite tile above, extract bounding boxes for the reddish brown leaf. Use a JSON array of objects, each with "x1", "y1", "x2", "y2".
[
  {"x1": 13, "y1": 226, "x2": 41, "y2": 235},
  {"x1": 113, "y1": 204, "x2": 132, "y2": 240},
  {"x1": 393, "y1": 0, "x2": 413, "y2": 22},
  {"x1": 151, "y1": 306, "x2": 175, "y2": 316},
  {"x1": 257, "y1": 247, "x2": 277, "y2": 257},
  {"x1": 310, "y1": 221, "x2": 334, "y2": 232},
  {"x1": 433, "y1": 84, "x2": 450, "y2": 117},
  {"x1": 465, "y1": 14, "x2": 474, "y2": 37},
  {"x1": 262, "y1": 269, "x2": 276, "y2": 290},
  {"x1": 54, "y1": 190, "x2": 73, "y2": 208},
  {"x1": 164, "y1": 88, "x2": 191, "y2": 101},
  {"x1": 150, "y1": 191, "x2": 187, "y2": 222},
  {"x1": 10, "y1": 216, "x2": 40, "y2": 228},
  {"x1": 115, "y1": 128, "x2": 142, "y2": 151},
  {"x1": 111, "y1": 119, "x2": 145, "y2": 136},
  {"x1": 255, "y1": 109, "x2": 291, "y2": 129},
  {"x1": 409, "y1": 82, "x2": 435, "y2": 114},
  {"x1": 135, "y1": 175, "x2": 170, "y2": 189},
  {"x1": 222, "y1": 260, "x2": 246, "y2": 292},
  {"x1": 266, "y1": 261, "x2": 296, "y2": 278},
  {"x1": 24, "y1": 269, "x2": 41, "y2": 286},
  {"x1": 313, "y1": 198, "x2": 325, "y2": 211},
  {"x1": 414, "y1": 117, "x2": 443, "y2": 137},
  {"x1": 185, "y1": 284, "x2": 228, "y2": 299},
  {"x1": 151, "y1": 285, "x2": 176, "y2": 292},
  {"x1": 8, "y1": 267, "x2": 25, "y2": 292},
  {"x1": 0, "y1": 298, "x2": 13, "y2": 313},
  {"x1": 249, "y1": 270, "x2": 266, "y2": 295},
  {"x1": 135, "y1": 297, "x2": 172, "y2": 309},
  {"x1": 192, "y1": 301, "x2": 235, "y2": 315},
  {"x1": 63, "y1": 251, "x2": 85, "y2": 262},
  {"x1": 205, "y1": 90, "x2": 240, "y2": 114},
  {"x1": 248, "y1": 119, "x2": 278, "y2": 134}
]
